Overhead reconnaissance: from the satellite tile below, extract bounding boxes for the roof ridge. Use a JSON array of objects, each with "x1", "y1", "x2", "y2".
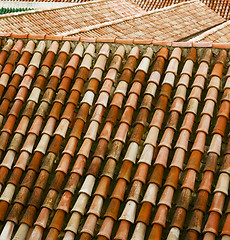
[
  {"x1": 130, "y1": 0, "x2": 226, "y2": 20},
  {"x1": 1, "y1": 33, "x2": 230, "y2": 49},
  {"x1": 0, "y1": 0, "x2": 195, "y2": 33},
  {"x1": 59, "y1": 0, "x2": 199, "y2": 36},
  {"x1": 59, "y1": 11, "x2": 146, "y2": 36},
  {"x1": 129, "y1": 0, "x2": 230, "y2": 20},
  {"x1": 189, "y1": 19, "x2": 230, "y2": 42}
]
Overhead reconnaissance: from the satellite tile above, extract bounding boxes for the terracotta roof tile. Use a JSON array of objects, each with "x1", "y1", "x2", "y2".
[
  {"x1": 0, "y1": 37, "x2": 229, "y2": 240},
  {"x1": 74, "y1": 1, "x2": 225, "y2": 41},
  {"x1": 0, "y1": 0, "x2": 145, "y2": 36},
  {"x1": 3, "y1": 0, "x2": 230, "y2": 22},
  {"x1": 191, "y1": 20, "x2": 230, "y2": 43},
  {"x1": 0, "y1": 0, "x2": 225, "y2": 42},
  {"x1": 133, "y1": 0, "x2": 230, "y2": 20}
]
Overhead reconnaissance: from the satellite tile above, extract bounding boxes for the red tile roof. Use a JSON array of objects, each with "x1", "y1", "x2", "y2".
[
  {"x1": 2, "y1": 0, "x2": 91, "y2": 2},
  {"x1": 2, "y1": 0, "x2": 230, "y2": 22},
  {"x1": 0, "y1": 37, "x2": 229, "y2": 240},
  {"x1": 201, "y1": 0, "x2": 230, "y2": 20},
  {"x1": 73, "y1": 1, "x2": 225, "y2": 41},
  {"x1": 0, "y1": 0, "x2": 145, "y2": 35},
  {"x1": 190, "y1": 20, "x2": 230, "y2": 42},
  {"x1": 0, "y1": 1, "x2": 225, "y2": 41},
  {"x1": 132, "y1": 0, "x2": 186, "y2": 11},
  {"x1": 132, "y1": 0, "x2": 230, "y2": 20}
]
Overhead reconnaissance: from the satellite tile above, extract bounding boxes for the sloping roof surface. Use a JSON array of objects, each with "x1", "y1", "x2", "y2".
[
  {"x1": 132, "y1": 0, "x2": 186, "y2": 11},
  {"x1": 1, "y1": 0, "x2": 91, "y2": 2},
  {"x1": 73, "y1": 1, "x2": 225, "y2": 40},
  {"x1": 0, "y1": 1, "x2": 225, "y2": 41},
  {"x1": 1, "y1": 0, "x2": 230, "y2": 22},
  {"x1": 201, "y1": 0, "x2": 230, "y2": 19},
  {"x1": 190, "y1": 20, "x2": 230, "y2": 42},
  {"x1": 132, "y1": 0, "x2": 230, "y2": 20},
  {"x1": 0, "y1": 0, "x2": 145, "y2": 35},
  {"x1": 0, "y1": 37, "x2": 229, "y2": 240}
]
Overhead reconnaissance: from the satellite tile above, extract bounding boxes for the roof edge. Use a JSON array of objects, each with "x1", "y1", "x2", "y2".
[
  {"x1": 189, "y1": 20, "x2": 230, "y2": 42},
  {"x1": 1, "y1": 32, "x2": 230, "y2": 49}
]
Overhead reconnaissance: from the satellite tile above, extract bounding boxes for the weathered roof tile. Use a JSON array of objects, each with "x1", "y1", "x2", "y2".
[{"x1": 0, "y1": 37, "x2": 228, "y2": 240}]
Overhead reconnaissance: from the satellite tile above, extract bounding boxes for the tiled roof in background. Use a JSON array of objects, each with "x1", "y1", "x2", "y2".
[
  {"x1": 1, "y1": 0, "x2": 91, "y2": 2},
  {"x1": 73, "y1": 1, "x2": 225, "y2": 41},
  {"x1": 132, "y1": 0, "x2": 230, "y2": 20},
  {"x1": 0, "y1": 1, "x2": 90, "y2": 10},
  {"x1": 0, "y1": 37, "x2": 228, "y2": 240},
  {"x1": 132, "y1": 0, "x2": 186, "y2": 11},
  {"x1": 201, "y1": 0, "x2": 230, "y2": 19},
  {"x1": 0, "y1": 0, "x2": 145, "y2": 35},
  {"x1": 0, "y1": 1, "x2": 225, "y2": 41},
  {"x1": 1, "y1": 0, "x2": 230, "y2": 22},
  {"x1": 190, "y1": 20, "x2": 230, "y2": 42}
]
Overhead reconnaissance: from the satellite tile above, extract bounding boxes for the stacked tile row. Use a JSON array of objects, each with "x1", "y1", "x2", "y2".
[
  {"x1": 0, "y1": 40, "x2": 24, "y2": 100},
  {"x1": 0, "y1": 40, "x2": 58, "y2": 217},
  {"x1": 0, "y1": 40, "x2": 46, "y2": 163},
  {"x1": 185, "y1": 62, "x2": 230, "y2": 240},
  {"x1": 0, "y1": 41, "x2": 88, "y2": 239},
  {"x1": 63, "y1": 46, "x2": 153, "y2": 240},
  {"x1": 0, "y1": 40, "x2": 35, "y2": 132},
  {"x1": 31, "y1": 44, "x2": 127, "y2": 240},
  {"x1": 0, "y1": 40, "x2": 75, "y2": 239},
  {"x1": 0, "y1": 39, "x2": 22, "y2": 127},
  {"x1": 9, "y1": 43, "x2": 112, "y2": 240},
  {"x1": 166, "y1": 50, "x2": 227, "y2": 240},
  {"x1": 111, "y1": 47, "x2": 183, "y2": 240},
  {"x1": 201, "y1": 78, "x2": 230, "y2": 239},
  {"x1": 129, "y1": 47, "x2": 197, "y2": 240},
  {"x1": 0, "y1": 41, "x2": 47, "y2": 206}
]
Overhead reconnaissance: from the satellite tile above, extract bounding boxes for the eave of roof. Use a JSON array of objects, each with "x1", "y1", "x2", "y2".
[{"x1": 2, "y1": 32, "x2": 230, "y2": 49}]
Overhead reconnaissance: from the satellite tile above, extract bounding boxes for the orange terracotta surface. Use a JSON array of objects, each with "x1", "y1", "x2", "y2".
[{"x1": 0, "y1": 38, "x2": 228, "y2": 240}]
